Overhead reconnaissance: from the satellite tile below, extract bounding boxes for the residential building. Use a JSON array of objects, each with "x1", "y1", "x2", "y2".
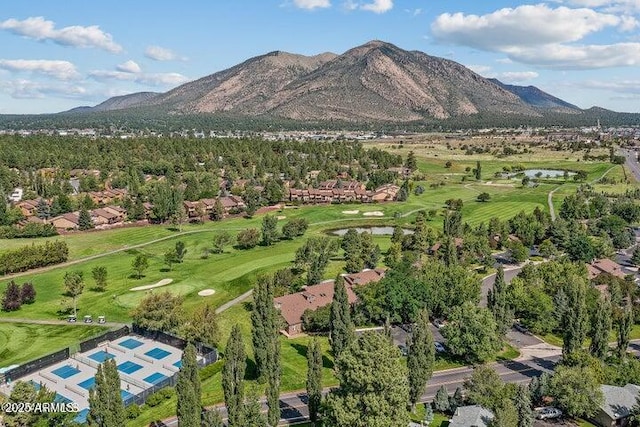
[
  {"x1": 593, "y1": 384, "x2": 640, "y2": 427},
  {"x1": 449, "y1": 405, "x2": 494, "y2": 427},
  {"x1": 51, "y1": 212, "x2": 80, "y2": 230},
  {"x1": 8, "y1": 188, "x2": 23, "y2": 202},
  {"x1": 586, "y1": 258, "x2": 627, "y2": 280}
]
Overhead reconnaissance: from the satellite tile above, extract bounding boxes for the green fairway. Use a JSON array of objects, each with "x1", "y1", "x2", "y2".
[{"x1": 0, "y1": 323, "x2": 108, "y2": 367}]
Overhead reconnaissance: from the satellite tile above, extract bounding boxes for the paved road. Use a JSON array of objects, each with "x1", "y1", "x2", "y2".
[
  {"x1": 622, "y1": 149, "x2": 640, "y2": 182},
  {"x1": 480, "y1": 265, "x2": 523, "y2": 307},
  {"x1": 547, "y1": 186, "x2": 562, "y2": 221},
  {"x1": 0, "y1": 316, "x2": 126, "y2": 328}
]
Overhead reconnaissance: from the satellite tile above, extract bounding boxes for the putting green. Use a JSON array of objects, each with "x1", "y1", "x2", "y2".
[{"x1": 115, "y1": 283, "x2": 196, "y2": 308}]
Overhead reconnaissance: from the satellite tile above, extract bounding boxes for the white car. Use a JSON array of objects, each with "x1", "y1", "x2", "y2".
[
  {"x1": 434, "y1": 342, "x2": 446, "y2": 353},
  {"x1": 536, "y1": 407, "x2": 562, "y2": 420}
]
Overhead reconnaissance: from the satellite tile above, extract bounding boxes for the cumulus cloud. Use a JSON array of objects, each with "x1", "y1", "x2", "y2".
[
  {"x1": 579, "y1": 79, "x2": 640, "y2": 93},
  {"x1": 0, "y1": 16, "x2": 122, "y2": 53},
  {"x1": 507, "y1": 42, "x2": 640, "y2": 68},
  {"x1": 116, "y1": 60, "x2": 141, "y2": 73},
  {"x1": 1, "y1": 79, "x2": 87, "y2": 99},
  {"x1": 360, "y1": 0, "x2": 393, "y2": 13},
  {"x1": 293, "y1": 0, "x2": 331, "y2": 9},
  {"x1": 0, "y1": 59, "x2": 79, "y2": 80},
  {"x1": 467, "y1": 64, "x2": 493, "y2": 75},
  {"x1": 144, "y1": 45, "x2": 184, "y2": 61},
  {"x1": 89, "y1": 69, "x2": 189, "y2": 87},
  {"x1": 565, "y1": 0, "x2": 640, "y2": 14},
  {"x1": 500, "y1": 71, "x2": 540, "y2": 83}
]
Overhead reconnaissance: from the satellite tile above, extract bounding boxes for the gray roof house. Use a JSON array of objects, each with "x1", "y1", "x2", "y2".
[
  {"x1": 593, "y1": 384, "x2": 640, "y2": 427},
  {"x1": 449, "y1": 405, "x2": 494, "y2": 427}
]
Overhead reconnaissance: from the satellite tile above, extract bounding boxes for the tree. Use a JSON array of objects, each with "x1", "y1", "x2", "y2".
[
  {"x1": 3, "y1": 380, "x2": 75, "y2": 427},
  {"x1": 477, "y1": 192, "x2": 491, "y2": 202},
  {"x1": 176, "y1": 343, "x2": 201, "y2": 427},
  {"x1": 87, "y1": 359, "x2": 126, "y2": 427},
  {"x1": 36, "y1": 198, "x2": 50, "y2": 220},
  {"x1": 424, "y1": 403, "x2": 435, "y2": 425},
  {"x1": 164, "y1": 250, "x2": 178, "y2": 271},
  {"x1": 632, "y1": 246, "x2": 640, "y2": 267},
  {"x1": 464, "y1": 365, "x2": 505, "y2": 411},
  {"x1": 330, "y1": 275, "x2": 355, "y2": 360},
  {"x1": 538, "y1": 239, "x2": 557, "y2": 259},
  {"x1": 445, "y1": 161, "x2": 452, "y2": 168},
  {"x1": 514, "y1": 384, "x2": 533, "y2": 427},
  {"x1": 307, "y1": 337, "x2": 323, "y2": 425},
  {"x1": 202, "y1": 409, "x2": 224, "y2": 427},
  {"x1": 489, "y1": 266, "x2": 512, "y2": 336},
  {"x1": 223, "y1": 325, "x2": 246, "y2": 427},
  {"x1": 2, "y1": 280, "x2": 22, "y2": 311},
  {"x1": 433, "y1": 385, "x2": 451, "y2": 413},
  {"x1": 443, "y1": 302, "x2": 501, "y2": 363},
  {"x1": 243, "y1": 386, "x2": 266, "y2": 427},
  {"x1": 491, "y1": 399, "x2": 518, "y2": 427},
  {"x1": 175, "y1": 241, "x2": 187, "y2": 263},
  {"x1": 475, "y1": 161, "x2": 482, "y2": 180},
  {"x1": 19, "y1": 282, "x2": 36, "y2": 304},
  {"x1": 561, "y1": 275, "x2": 589, "y2": 359},
  {"x1": 251, "y1": 275, "x2": 278, "y2": 383},
  {"x1": 79, "y1": 207, "x2": 94, "y2": 230},
  {"x1": 170, "y1": 206, "x2": 188, "y2": 232},
  {"x1": 322, "y1": 332, "x2": 410, "y2": 427},
  {"x1": 131, "y1": 253, "x2": 149, "y2": 279},
  {"x1": 566, "y1": 233, "x2": 595, "y2": 263},
  {"x1": 236, "y1": 228, "x2": 260, "y2": 249},
  {"x1": 589, "y1": 295, "x2": 612, "y2": 359},
  {"x1": 131, "y1": 291, "x2": 184, "y2": 332},
  {"x1": 210, "y1": 198, "x2": 225, "y2": 221},
  {"x1": 449, "y1": 387, "x2": 464, "y2": 413},
  {"x1": 282, "y1": 218, "x2": 309, "y2": 239},
  {"x1": 213, "y1": 231, "x2": 232, "y2": 253},
  {"x1": 64, "y1": 271, "x2": 84, "y2": 317},
  {"x1": 51, "y1": 193, "x2": 73, "y2": 216},
  {"x1": 91, "y1": 266, "x2": 108, "y2": 292},
  {"x1": 261, "y1": 214, "x2": 279, "y2": 246},
  {"x1": 244, "y1": 186, "x2": 260, "y2": 217},
  {"x1": 408, "y1": 309, "x2": 435, "y2": 409},
  {"x1": 405, "y1": 151, "x2": 417, "y2": 172},
  {"x1": 181, "y1": 303, "x2": 220, "y2": 348},
  {"x1": 506, "y1": 240, "x2": 528, "y2": 263},
  {"x1": 617, "y1": 301, "x2": 633, "y2": 358},
  {"x1": 521, "y1": 176, "x2": 531, "y2": 187},
  {"x1": 548, "y1": 364, "x2": 603, "y2": 418},
  {"x1": 529, "y1": 373, "x2": 550, "y2": 406}
]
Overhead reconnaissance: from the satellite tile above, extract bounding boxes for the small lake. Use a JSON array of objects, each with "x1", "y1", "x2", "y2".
[
  {"x1": 331, "y1": 227, "x2": 414, "y2": 236},
  {"x1": 507, "y1": 169, "x2": 576, "y2": 179}
]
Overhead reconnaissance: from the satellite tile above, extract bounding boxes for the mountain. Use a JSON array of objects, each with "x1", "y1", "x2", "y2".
[
  {"x1": 55, "y1": 40, "x2": 614, "y2": 125},
  {"x1": 488, "y1": 79, "x2": 580, "y2": 113}
]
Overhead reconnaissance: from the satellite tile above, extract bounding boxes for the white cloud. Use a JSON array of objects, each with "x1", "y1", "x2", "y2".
[
  {"x1": 500, "y1": 71, "x2": 540, "y2": 83},
  {"x1": 116, "y1": 60, "x2": 141, "y2": 73},
  {"x1": 89, "y1": 70, "x2": 189, "y2": 87},
  {"x1": 565, "y1": 0, "x2": 640, "y2": 14},
  {"x1": 1, "y1": 79, "x2": 87, "y2": 99},
  {"x1": 467, "y1": 64, "x2": 494, "y2": 76},
  {"x1": 293, "y1": 0, "x2": 331, "y2": 9},
  {"x1": 432, "y1": 4, "x2": 631, "y2": 50},
  {"x1": 144, "y1": 45, "x2": 184, "y2": 61},
  {"x1": 0, "y1": 16, "x2": 122, "y2": 53},
  {"x1": 507, "y1": 42, "x2": 640, "y2": 69},
  {"x1": 360, "y1": 0, "x2": 393, "y2": 13},
  {"x1": 580, "y1": 79, "x2": 640, "y2": 93},
  {"x1": 0, "y1": 59, "x2": 79, "y2": 80}
]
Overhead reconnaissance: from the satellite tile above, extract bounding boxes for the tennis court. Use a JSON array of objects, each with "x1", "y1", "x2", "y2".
[
  {"x1": 117, "y1": 361, "x2": 143, "y2": 375},
  {"x1": 118, "y1": 338, "x2": 144, "y2": 350},
  {"x1": 78, "y1": 377, "x2": 96, "y2": 390},
  {"x1": 145, "y1": 348, "x2": 171, "y2": 360},
  {"x1": 51, "y1": 364, "x2": 80, "y2": 379},
  {"x1": 173, "y1": 360, "x2": 182, "y2": 368},
  {"x1": 88, "y1": 350, "x2": 115, "y2": 363},
  {"x1": 143, "y1": 372, "x2": 168, "y2": 385}
]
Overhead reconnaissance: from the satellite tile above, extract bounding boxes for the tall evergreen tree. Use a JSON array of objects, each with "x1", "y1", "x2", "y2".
[
  {"x1": 433, "y1": 385, "x2": 450, "y2": 413},
  {"x1": 36, "y1": 198, "x2": 50, "y2": 220},
  {"x1": 243, "y1": 386, "x2": 267, "y2": 427},
  {"x1": 443, "y1": 237, "x2": 458, "y2": 267},
  {"x1": 407, "y1": 309, "x2": 435, "y2": 409},
  {"x1": 252, "y1": 275, "x2": 275, "y2": 382},
  {"x1": 211, "y1": 198, "x2": 224, "y2": 221},
  {"x1": 475, "y1": 161, "x2": 482, "y2": 180},
  {"x1": 617, "y1": 301, "x2": 633, "y2": 358},
  {"x1": 589, "y1": 296, "x2": 612, "y2": 359},
  {"x1": 261, "y1": 214, "x2": 279, "y2": 246},
  {"x1": 176, "y1": 343, "x2": 201, "y2": 427},
  {"x1": 329, "y1": 275, "x2": 355, "y2": 360},
  {"x1": 561, "y1": 275, "x2": 589, "y2": 359},
  {"x1": 266, "y1": 340, "x2": 281, "y2": 427},
  {"x1": 307, "y1": 337, "x2": 323, "y2": 425},
  {"x1": 515, "y1": 384, "x2": 533, "y2": 427},
  {"x1": 79, "y1": 207, "x2": 94, "y2": 230},
  {"x1": 201, "y1": 409, "x2": 224, "y2": 427},
  {"x1": 223, "y1": 325, "x2": 246, "y2": 427},
  {"x1": 489, "y1": 266, "x2": 512, "y2": 336},
  {"x1": 87, "y1": 359, "x2": 125, "y2": 427}
]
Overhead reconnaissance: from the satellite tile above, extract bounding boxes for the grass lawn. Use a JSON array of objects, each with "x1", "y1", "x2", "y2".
[{"x1": 0, "y1": 322, "x2": 108, "y2": 367}]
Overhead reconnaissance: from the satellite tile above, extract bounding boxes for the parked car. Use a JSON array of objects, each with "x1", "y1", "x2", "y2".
[
  {"x1": 434, "y1": 342, "x2": 446, "y2": 353},
  {"x1": 513, "y1": 322, "x2": 529, "y2": 334},
  {"x1": 536, "y1": 407, "x2": 562, "y2": 420},
  {"x1": 397, "y1": 345, "x2": 408, "y2": 357},
  {"x1": 67, "y1": 315, "x2": 76, "y2": 323},
  {"x1": 433, "y1": 319, "x2": 445, "y2": 329}
]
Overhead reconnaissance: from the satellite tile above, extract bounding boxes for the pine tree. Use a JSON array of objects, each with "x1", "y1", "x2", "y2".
[
  {"x1": 561, "y1": 276, "x2": 589, "y2": 359},
  {"x1": 329, "y1": 275, "x2": 355, "y2": 360},
  {"x1": 408, "y1": 309, "x2": 435, "y2": 409},
  {"x1": 307, "y1": 338, "x2": 322, "y2": 425},
  {"x1": 252, "y1": 275, "x2": 273, "y2": 382},
  {"x1": 87, "y1": 359, "x2": 125, "y2": 427},
  {"x1": 79, "y1": 207, "x2": 94, "y2": 230},
  {"x1": 632, "y1": 246, "x2": 640, "y2": 267},
  {"x1": 589, "y1": 296, "x2": 612, "y2": 359},
  {"x1": 443, "y1": 237, "x2": 458, "y2": 267},
  {"x1": 266, "y1": 341, "x2": 281, "y2": 427},
  {"x1": 617, "y1": 301, "x2": 633, "y2": 358},
  {"x1": 405, "y1": 151, "x2": 417, "y2": 172},
  {"x1": 211, "y1": 198, "x2": 224, "y2": 221},
  {"x1": 515, "y1": 384, "x2": 533, "y2": 427},
  {"x1": 261, "y1": 214, "x2": 279, "y2": 246},
  {"x1": 490, "y1": 266, "x2": 512, "y2": 336},
  {"x1": 475, "y1": 161, "x2": 482, "y2": 180},
  {"x1": 176, "y1": 343, "x2": 201, "y2": 427},
  {"x1": 243, "y1": 386, "x2": 266, "y2": 427},
  {"x1": 0, "y1": 191, "x2": 7, "y2": 225},
  {"x1": 36, "y1": 198, "x2": 50, "y2": 220},
  {"x1": 223, "y1": 325, "x2": 246, "y2": 427},
  {"x1": 433, "y1": 385, "x2": 450, "y2": 413},
  {"x1": 449, "y1": 387, "x2": 464, "y2": 413},
  {"x1": 201, "y1": 409, "x2": 224, "y2": 427},
  {"x1": 424, "y1": 403, "x2": 434, "y2": 425}
]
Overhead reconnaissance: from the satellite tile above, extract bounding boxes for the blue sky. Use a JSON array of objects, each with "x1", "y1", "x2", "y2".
[{"x1": 1, "y1": 0, "x2": 639, "y2": 114}]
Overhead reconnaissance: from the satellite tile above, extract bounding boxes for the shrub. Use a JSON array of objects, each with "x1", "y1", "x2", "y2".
[{"x1": 126, "y1": 404, "x2": 141, "y2": 419}]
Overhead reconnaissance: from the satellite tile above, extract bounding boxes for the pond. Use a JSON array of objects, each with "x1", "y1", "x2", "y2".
[
  {"x1": 331, "y1": 227, "x2": 414, "y2": 236},
  {"x1": 507, "y1": 169, "x2": 576, "y2": 179}
]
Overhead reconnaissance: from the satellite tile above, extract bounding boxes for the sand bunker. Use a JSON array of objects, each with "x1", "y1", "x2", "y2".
[
  {"x1": 130, "y1": 278, "x2": 173, "y2": 291},
  {"x1": 276, "y1": 215, "x2": 286, "y2": 220},
  {"x1": 363, "y1": 211, "x2": 384, "y2": 217},
  {"x1": 342, "y1": 210, "x2": 360, "y2": 215},
  {"x1": 198, "y1": 289, "x2": 216, "y2": 296}
]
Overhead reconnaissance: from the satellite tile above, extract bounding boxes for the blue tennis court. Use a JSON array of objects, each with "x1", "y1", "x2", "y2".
[
  {"x1": 143, "y1": 372, "x2": 168, "y2": 385},
  {"x1": 52, "y1": 365, "x2": 80, "y2": 379},
  {"x1": 118, "y1": 361, "x2": 143, "y2": 375},
  {"x1": 173, "y1": 360, "x2": 182, "y2": 369},
  {"x1": 145, "y1": 348, "x2": 171, "y2": 360},
  {"x1": 54, "y1": 393, "x2": 72, "y2": 404},
  {"x1": 88, "y1": 350, "x2": 115, "y2": 363},
  {"x1": 118, "y1": 338, "x2": 143, "y2": 350},
  {"x1": 74, "y1": 408, "x2": 89, "y2": 424},
  {"x1": 78, "y1": 377, "x2": 96, "y2": 390},
  {"x1": 121, "y1": 390, "x2": 134, "y2": 402}
]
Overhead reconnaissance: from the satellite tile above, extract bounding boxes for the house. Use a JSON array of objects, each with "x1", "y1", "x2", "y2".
[
  {"x1": 8, "y1": 188, "x2": 23, "y2": 202},
  {"x1": 16, "y1": 199, "x2": 42, "y2": 217},
  {"x1": 90, "y1": 208, "x2": 121, "y2": 226},
  {"x1": 274, "y1": 269, "x2": 385, "y2": 336},
  {"x1": 429, "y1": 238, "x2": 464, "y2": 255},
  {"x1": 102, "y1": 205, "x2": 127, "y2": 222},
  {"x1": 449, "y1": 405, "x2": 494, "y2": 427},
  {"x1": 51, "y1": 212, "x2": 80, "y2": 230},
  {"x1": 372, "y1": 184, "x2": 400, "y2": 202},
  {"x1": 586, "y1": 258, "x2": 627, "y2": 280},
  {"x1": 593, "y1": 384, "x2": 640, "y2": 427},
  {"x1": 219, "y1": 196, "x2": 245, "y2": 213}
]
